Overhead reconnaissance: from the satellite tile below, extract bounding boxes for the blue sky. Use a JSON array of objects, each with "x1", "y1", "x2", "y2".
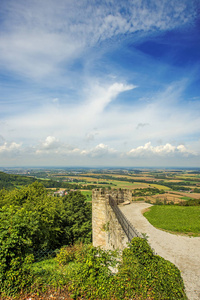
[{"x1": 0, "y1": 0, "x2": 200, "y2": 167}]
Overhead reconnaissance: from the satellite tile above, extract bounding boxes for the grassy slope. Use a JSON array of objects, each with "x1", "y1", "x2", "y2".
[{"x1": 144, "y1": 205, "x2": 200, "y2": 236}]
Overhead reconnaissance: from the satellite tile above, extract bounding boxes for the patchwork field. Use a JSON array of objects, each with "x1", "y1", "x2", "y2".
[
  {"x1": 7, "y1": 167, "x2": 198, "y2": 205},
  {"x1": 39, "y1": 169, "x2": 200, "y2": 204}
]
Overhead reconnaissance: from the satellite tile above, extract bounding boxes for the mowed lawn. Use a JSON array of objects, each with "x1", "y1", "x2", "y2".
[{"x1": 143, "y1": 205, "x2": 200, "y2": 236}]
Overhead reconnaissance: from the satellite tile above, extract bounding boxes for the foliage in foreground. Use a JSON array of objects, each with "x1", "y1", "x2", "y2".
[
  {"x1": 144, "y1": 205, "x2": 200, "y2": 236},
  {"x1": 0, "y1": 183, "x2": 92, "y2": 295},
  {"x1": 31, "y1": 238, "x2": 186, "y2": 300}
]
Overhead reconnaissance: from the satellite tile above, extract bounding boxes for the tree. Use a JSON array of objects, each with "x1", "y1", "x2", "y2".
[
  {"x1": 62, "y1": 191, "x2": 92, "y2": 245},
  {"x1": 0, "y1": 205, "x2": 34, "y2": 294},
  {"x1": 0, "y1": 183, "x2": 92, "y2": 295}
]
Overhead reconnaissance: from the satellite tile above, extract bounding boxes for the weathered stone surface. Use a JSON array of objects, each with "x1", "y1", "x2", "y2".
[{"x1": 92, "y1": 188, "x2": 131, "y2": 250}]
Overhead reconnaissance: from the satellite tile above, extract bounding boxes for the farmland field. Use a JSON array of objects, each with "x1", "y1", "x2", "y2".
[
  {"x1": 148, "y1": 183, "x2": 170, "y2": 190},
  {"x1": 1, "y1": 167, "x2": 200, "y2": 204},
  {"x1": 143, "y1": 205, "x2": 200, "y2": 236}
]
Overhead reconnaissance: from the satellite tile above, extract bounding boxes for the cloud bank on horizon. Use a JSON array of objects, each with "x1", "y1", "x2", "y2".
[{"x1": 0, "y1": 0, "x2": 199, "y2": 167}]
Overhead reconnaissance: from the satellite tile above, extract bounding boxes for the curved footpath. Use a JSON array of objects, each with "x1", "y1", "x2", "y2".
[{"x1": 120, "y1": 202, "x2": 200, "y2": 300}]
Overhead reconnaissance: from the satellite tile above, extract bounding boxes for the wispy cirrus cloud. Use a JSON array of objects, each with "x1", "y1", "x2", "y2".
[
  {"x1": 0, "y1": 0, "x2": 196, "y2": 80},
  {"x1": 0, "y1": 0, "x2": 199, "y2": 167},
  {"x1": 86, "y1": 82, "x2": 136, "y2": 114},
  {"x1": 1, "y1": 79, "x2": 199, "y2": 153}
]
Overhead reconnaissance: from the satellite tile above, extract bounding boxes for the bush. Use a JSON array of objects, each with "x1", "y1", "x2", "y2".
[
  {"x1": 179, "y1": 199, "x2": 200, "y2": 206},
  {"x1": 117, "y1": 238, "x2": 186, "y2": 299},
  {"x1": 56, "y1": 243, "x2": 89, "y2": 266},
  {"x1": 0, "y1": 254, "x2": 34, "y2": 296},
  {"x1": 0, "y1": 184, "x2": 92, "y2": 298},
  {"x1": 56, "y1": 246, "x2": 76, "y2": 265},
  {"x1": 0, "y1": 206, "x2": 34, "y2": 295},
  {"x1": 68, "y1": 246, "x2": 119, "y2": 299},
  {"x1": 56, "y1": 238, "x2": 186, "y2": 300},
  {"x1": 155, "y1": 198, "x2": 163, "y2": 205}
]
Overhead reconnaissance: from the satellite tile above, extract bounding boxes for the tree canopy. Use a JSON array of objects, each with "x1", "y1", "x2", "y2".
[{"x1": 0, "y1": 182, "x2": 92, "y2": 294}]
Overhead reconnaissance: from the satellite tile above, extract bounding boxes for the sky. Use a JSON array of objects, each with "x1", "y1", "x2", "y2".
[{"x1": 0, "y1": 0, "x2": 200, "y2": 168}]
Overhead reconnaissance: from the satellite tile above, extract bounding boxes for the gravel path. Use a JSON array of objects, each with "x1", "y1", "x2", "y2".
[{"x1": 120, "y1": 202, "x2": 200, "y2": 300}]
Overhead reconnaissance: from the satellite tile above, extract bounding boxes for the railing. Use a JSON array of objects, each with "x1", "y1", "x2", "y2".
[{"x1": 109, "y1": 196, "x2": 143, "y2": 242}]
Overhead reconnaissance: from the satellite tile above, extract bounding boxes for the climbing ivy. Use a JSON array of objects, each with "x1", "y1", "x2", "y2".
[{"x1": 54, "y1": 238, "x2": 186, "y2": 299}]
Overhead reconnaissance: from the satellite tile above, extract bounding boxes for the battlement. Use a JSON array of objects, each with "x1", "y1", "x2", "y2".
[{"x1": 92, "y1": 188, "x2": 132, "y2": 204}]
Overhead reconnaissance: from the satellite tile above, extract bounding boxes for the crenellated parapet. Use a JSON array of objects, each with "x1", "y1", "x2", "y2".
[{"x1": 92, "y1": 188, "x2": 132, "y2": 203}]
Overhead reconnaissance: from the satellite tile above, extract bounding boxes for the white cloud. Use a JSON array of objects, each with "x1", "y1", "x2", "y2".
[
  {"x1": 34, "y1": 138, "x2": 197, "y2": 161},
  {"x1": 1, "y1": 79, "x2": 199, "y2": 160},
  {"x1": 0, "y1": 136, "x2": 199, "y2": 167},
  {"x1": 176, "y1": 145, "x2": 196, "y2": 156},
  {"x1": 34, "y1": 136, "x2": 117, "y2": 158},
  {"x1": 127, "y1": 142, "x2": 197, "y2": 157},
  {"x1": 0, "y1": 80, "x2": 136, "y2": 147},
  {"x1": 36, "y1": 136, "x2": 67, "y2": 154},
  {"x1": 87, "y1": 82, "x2": 136, "y2": 114},
  {"x1": 81, "y1": 143, "x2": 117, "y2": 158},
  {"x1": 40, "y1": 136, "x2": 59, "y2": 150},
  {"x1": 0, "y1": 142, "x2": 22, "y2": 153}
]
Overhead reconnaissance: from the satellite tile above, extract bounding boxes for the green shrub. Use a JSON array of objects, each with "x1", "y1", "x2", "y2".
[
  {"x1": 137, "y1": 197, "x2": 145, "y2": 201},
  {"x1": 116, "y1": 238, "x2": 186, "y2": 299},
  {"x1": 0, "y1": 205, "x2": 34, "y2": 295},
  {"x1": 61, "y1": 238, "x2": 186, "y2": 300},
  {"x1": 155, "y1": 198, "x2": 163, "y2": 205},
  {"x1": 68, "y1": 246, "x2": 119, "y2": 299},
  {"x1": 0, "y1": 184, "x2": 92, "y2": 298},
  {"x1": 56, "y1": 243, "x2": 90, "y2": 266},
  {"x1": 56, "y1": 246, "x2": 76, "y2": 265},
  {"x1": 0, "y1": 254, "x2": 34, "y2": 296}
]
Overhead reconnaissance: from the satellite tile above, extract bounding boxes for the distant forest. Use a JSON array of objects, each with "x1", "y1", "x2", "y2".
[{"x1": 0, "y1": 171, "x2": 97, "y2": 190}]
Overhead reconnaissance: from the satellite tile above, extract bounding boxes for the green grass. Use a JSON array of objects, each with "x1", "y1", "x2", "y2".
[
  {"x1": 144, "y1": 205, "x2": 200, "y2": 236},
  {"x1": 32, "y1": 258, "x2": 59, "y2": 274},
  {"x1": 31, "y1": 258, "x2": 77, "y2": 290},
  {"x1": 107, "y1": 180, "x2": 145, "y2": 188},
  {"x1": 81, "y1": 190, "x2": 92, "y2": 201},
  {"x1": 181, "y1": 196, "x2": 194, "y2": 201},
  {"x1": 149, "y1": 183, "x2": 170, "y2": 190}
]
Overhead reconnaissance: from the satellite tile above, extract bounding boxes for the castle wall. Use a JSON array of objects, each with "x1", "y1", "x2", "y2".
[
  {"x1": 92, "y1": 188, "x2": 130, "y2": 250},
  {"x1": 92, "y1": 189, "x2": 108, "y2": 248}
]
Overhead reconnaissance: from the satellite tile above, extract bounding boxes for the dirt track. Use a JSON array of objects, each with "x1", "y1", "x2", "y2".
[{"x1": 120, "y1": 202, "x2": 200, "y2": 300}]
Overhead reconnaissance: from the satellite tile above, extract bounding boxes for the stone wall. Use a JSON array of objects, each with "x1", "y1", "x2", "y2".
[
  {"x1": 92, "y1": 188, "x2": 131, "y2": 250},
  {"x1": 92, "y1": 188, "x2": 108, "y2": 248}
]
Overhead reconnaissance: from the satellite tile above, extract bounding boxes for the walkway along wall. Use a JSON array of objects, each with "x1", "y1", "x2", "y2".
[{"x1": 92, "y1": 188, "x2": 142, "y2": 250}]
